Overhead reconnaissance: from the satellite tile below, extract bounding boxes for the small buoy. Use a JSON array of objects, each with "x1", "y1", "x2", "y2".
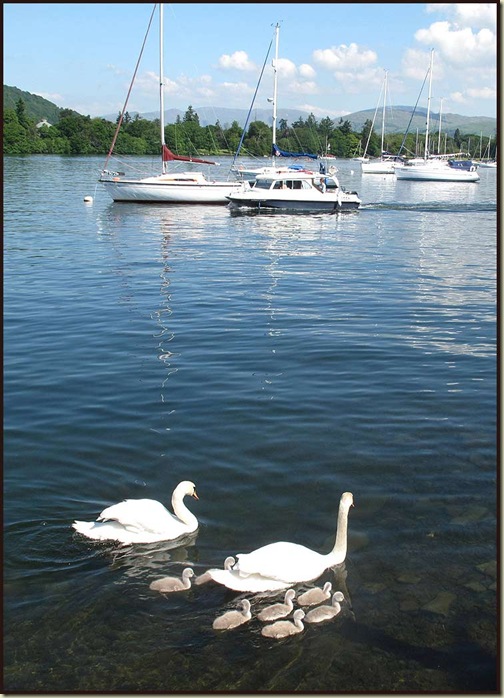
[{"x1": 83, "y1": 195, "x2": 93, "y2": 203}]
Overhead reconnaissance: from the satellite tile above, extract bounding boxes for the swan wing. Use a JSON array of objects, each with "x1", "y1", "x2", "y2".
[
  {"x1": 98, "y1": 498, "x2": 180, "y2": 534},
  {"x1": 235, "y1": 542, "x2": 327, "y2": 583},
  {"x1": 206, "y1": 568, "x2": 290, "y2": 592}
]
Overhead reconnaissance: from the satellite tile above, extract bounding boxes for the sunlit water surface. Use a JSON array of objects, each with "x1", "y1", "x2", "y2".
[{"x1": 4, "y1": 155, "x2": 497, "y2": 692}]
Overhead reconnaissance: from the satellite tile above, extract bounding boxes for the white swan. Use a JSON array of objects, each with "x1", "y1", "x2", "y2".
[
  {"x1": 261, "y1": 609, "x2": 305, "y2": 639},
  {"x1": 72, "y1": 480, "x2": 199, "y2": 544},
  {"x1": 297, "y1": 581, "x2": 332, "y2": 607},
  {"x1": 212, "y1": 599, "x2": 252, "y2": 631},
  {"x1": 195, "y1": 556, "x2": 235, "y2": 586},
  {"x1": 209, "y1": 492, "x2": 354, "y2": 591},
  {"x1": 258, "y1": 589, "x2": 296, "y2": 622},
  {"x1": 149, "y1": 567, "x2": 194, "y2": 593},
  {"x1": 304, "y1": 593, "x2": 342, "y2": 624}
]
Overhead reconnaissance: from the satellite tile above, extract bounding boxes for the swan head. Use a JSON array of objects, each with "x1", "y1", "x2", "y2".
[
  {"x1": 240, "y1": 599, "x2": 251, "y2": 614},
  {"x1": 341, "y1": 492, "x2": 354, "y2": 509},
  {"x1": 176, "y1": 481, "x2": 199, "y2": 500},
  {"x1": 293, "y1": 609, "x2": 305, "y2": 621},
  {"x1": 285, "y1": 589, "x2": 296, "y2": 602},
  {"x1": 322, "y1": 581, "x2": 332, "y2": 594},
  {"x1": 333, "y1": 591, "x2": 344, "y2": 604},
  {"x1": 224, "y1": 556, "x2": 235, "y2": 570},
  {"x1": 182, "y1": 567, "x2": 195, "y2": 580}
]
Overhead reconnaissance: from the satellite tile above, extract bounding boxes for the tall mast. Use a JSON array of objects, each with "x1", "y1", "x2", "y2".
[
  {"x1": 437, "y1": 97, "x2": 444, "y2": 155},
  {"x1": 271, "y1": 22, "x2": 279, "y2": 166},
  {"x1": 380, "y1": 70, "x2": 388, "y2": 156},
  {"x1": 424, "y1": 49, "x2": 434, "y2": 160},
  {"x1": 159, "y1": 3, "x2": 166, "y2": 173}
]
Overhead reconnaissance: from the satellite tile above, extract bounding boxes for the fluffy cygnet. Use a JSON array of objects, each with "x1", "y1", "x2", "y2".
[
  {"x1": 261, "y1": 609, "x2": 305, "y2": 639},
  {"x1": 212, "y1": 599, "x2": 252, "y2": 631},
  {"x1": 149, "y1": 567, "x2": 194, "y2": 593}
]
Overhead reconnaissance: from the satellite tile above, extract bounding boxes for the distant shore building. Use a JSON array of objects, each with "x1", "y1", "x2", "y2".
[{"x1": 36, "y1": 118, "x2": 52, "y2": 128}]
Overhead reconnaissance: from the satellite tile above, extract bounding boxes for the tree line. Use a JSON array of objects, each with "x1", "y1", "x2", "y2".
[{"x1": 3, "y1": 98, "x2": 497, "y2": 160}]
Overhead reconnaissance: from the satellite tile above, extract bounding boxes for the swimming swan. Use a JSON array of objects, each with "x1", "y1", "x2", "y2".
[
  {"x1": 261, "y1": 609, "x2": 305, "y2": 639},
  {"x1": 72, "y1": 480, "x2": 199, "y2": 544},
  {"x1": 149, "y1": 567, "x2": 194, "y2": 593},
  {"x1": 297, "y1": 581, "x2": 332, "y2": 607},
  {"x1": 212, "y1": 599, "x2": 252, "y2": 631},
  {"x1": 258, "y1": 589, "x2": 296, "y2": 622},
  {"x1": 304, "y1": 593, "x2": 342, "y2": 623},
  {"x1": 210, "y1": 492, "x2": 353, "y2": 591},
  {"x1": 195, "y1": 556, "x2": 235, "y2": 586}
]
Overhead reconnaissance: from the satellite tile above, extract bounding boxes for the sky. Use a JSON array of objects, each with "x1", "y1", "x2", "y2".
[{"x1": 3, "y1": 3, "x2": 498, "y2": 121}]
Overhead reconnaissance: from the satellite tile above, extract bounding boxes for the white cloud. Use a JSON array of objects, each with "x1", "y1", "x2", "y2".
[
  {"x1": 34, "y1": 91, "x2": 64, "y2": 103},
  {"x1": 466, "y1": 86, "x2": 496, "y2": 100},
  {"x1": 297, "y1": 103, "x2": 351, "y2": 119},
  {"x1": 275, "y1": 57, "x2": 297, "y2": 79},
  {"x1": 449, "y1": 90, "x2": 466, "y2": 104},
  {"x1": 218, "y1": 50, "x2": 256, "y2": 72},
  {"x1": 299, "y1": 63, "x2": 316, "y2": 79},
  {"x1": 288, "y1": 80, "x2": 318, "y2": 95},
  {"x1": 426, "y1": 3, "x2": 497, "y2": 29},
  {"x1": 313, "y1": 43, "x2": 378, "y2": 72},
  {"x1": 402, "y1": 48, "x2": 443, "y2": 81},
  {"x1": 415, "y1": 21, "x2": 496, "y2": 65}
]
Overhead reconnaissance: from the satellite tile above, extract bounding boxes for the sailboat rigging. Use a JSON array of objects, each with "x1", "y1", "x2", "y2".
[
  {"x1": 395, "y1": 50, "x2": 479, "y2": 182},
  {"x1": 99, "y1": 3, "x2": 243, "y2": 204},
  {"x1": 231, "y1": 23, "x2": 319, "y2": 183},
  {"x1": 361, "y1": 71, "x2": 405, "y2": 174}
]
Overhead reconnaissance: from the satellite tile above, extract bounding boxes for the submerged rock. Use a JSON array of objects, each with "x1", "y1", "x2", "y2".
[{"x1": 422, "y1": 591, "x2": 456, "y2": 616}]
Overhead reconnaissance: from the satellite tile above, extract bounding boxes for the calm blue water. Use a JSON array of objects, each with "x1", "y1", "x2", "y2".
[{"x1": 4, "y1": 155, "x2": 497, "y2": 692}]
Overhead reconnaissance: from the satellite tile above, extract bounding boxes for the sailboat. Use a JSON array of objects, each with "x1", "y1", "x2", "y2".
[
  {"x1": 230, "y1": 23, "x2": 319, "y2": 183},
  {"x1": 361, "y1": 71, "x2": 405, "y2": 174},
  {"x1": 99, "y1": 4, "x2": 243, "y2": 204},
  {"x1": 395, "y1": 50, "x2": 479, "y2": 182},
  {"x1": 475, "y1": 136, "x2": 497, "y2": 168}
]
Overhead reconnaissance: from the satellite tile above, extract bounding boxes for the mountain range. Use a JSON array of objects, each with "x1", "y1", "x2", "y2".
[
  {"x1": 131, "y1": 105, "x2": 496, "y2": 138},
  {"x1": 4, "y1": 84, "x2": 497, "y2": 138}
]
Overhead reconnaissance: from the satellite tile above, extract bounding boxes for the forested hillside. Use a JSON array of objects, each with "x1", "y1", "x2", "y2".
[{"x1": 3, "y1": 85, "x2": 497, "y2": 160}]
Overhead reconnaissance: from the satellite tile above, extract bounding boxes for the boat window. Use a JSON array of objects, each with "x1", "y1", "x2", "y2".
[
  {"x1": 301, "y1": 180, "x2": 312, "y2": 189},
  {"x1": 254, "y1": 179, "x2": 273, "y2": 189}
]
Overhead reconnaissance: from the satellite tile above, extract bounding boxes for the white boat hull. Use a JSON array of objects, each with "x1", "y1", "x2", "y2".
[
  {"x1": 361, "y1": 161, "x2": 402, "y2": 174},
  {"x1": 226, "y1": 190, "x2": 360, "y2": 212},
  {"x1": 395, "y1": 165, "x2": 479, "y2": 182},
  {"x1": 100, "y1": 174, "x2": 243, "y2": 204}
]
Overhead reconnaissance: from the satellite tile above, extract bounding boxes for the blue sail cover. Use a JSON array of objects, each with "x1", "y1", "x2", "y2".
[{"x1": 272, "y1": 144, "x2": 318, "y2": 160}]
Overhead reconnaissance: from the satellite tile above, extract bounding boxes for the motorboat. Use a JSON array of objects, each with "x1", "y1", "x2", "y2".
[{"x1": 226, "y1": 170, "x2": 361, "y2": 212}]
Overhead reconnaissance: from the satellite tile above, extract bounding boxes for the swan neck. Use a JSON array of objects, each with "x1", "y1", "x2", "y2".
[
  {"x1": 330, "y1": 500, "x2": 350, "y2": 561},
  {"x1": 172, "y1": 491, "x2": 198, "y2": 528}
]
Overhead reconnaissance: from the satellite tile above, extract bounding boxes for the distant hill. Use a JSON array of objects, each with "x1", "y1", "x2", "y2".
[
  {"x1": 343, "y1": 105, "x2": 496, "y2": 139},
  {"x1": 4, "y1": 85, "x2": 496, "y2": 137},
  {"x1": 3, "y1": 85, "x2": 63, "y2": 124},
  {"x1": 109, "y1": 105, "x2": 497, "y2": 138}
]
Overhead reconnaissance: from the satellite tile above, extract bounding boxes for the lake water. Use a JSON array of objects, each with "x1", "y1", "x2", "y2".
[{"x1": 4, "y1": 155, "x2": 498, "y2": 693}]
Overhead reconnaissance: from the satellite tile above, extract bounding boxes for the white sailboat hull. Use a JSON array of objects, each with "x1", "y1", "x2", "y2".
[
  {"x1": 395, "y1": 163, "x2": 479, "y2": 182},
  {"x1": 100, "y1": 173, "x2": 244, "y2": 204},
  {"x1": 361, "y1": 160, "x2": 404, "y2": 174}
]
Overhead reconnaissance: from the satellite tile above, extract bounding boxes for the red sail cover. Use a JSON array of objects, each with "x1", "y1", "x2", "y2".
[{"x1": 162, "y1": 145, "x2": 216, "y2": 166}]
